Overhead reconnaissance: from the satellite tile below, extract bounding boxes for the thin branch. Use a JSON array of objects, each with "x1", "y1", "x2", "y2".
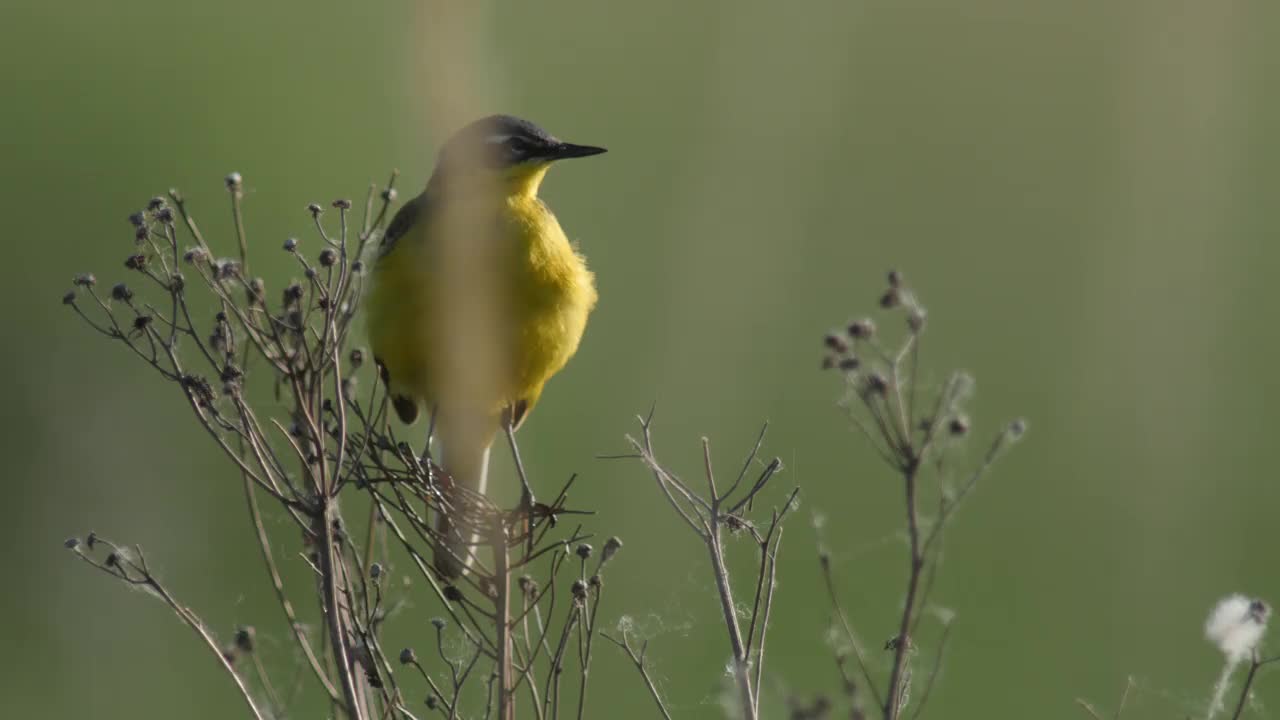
[{"x1": 601, "y1": 633, "x2": 673, "y2": 720}]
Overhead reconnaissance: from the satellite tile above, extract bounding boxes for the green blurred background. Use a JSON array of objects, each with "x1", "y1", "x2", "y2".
[{"x1": 5, "y1": 0, "x2": 1278, "y2": 717}]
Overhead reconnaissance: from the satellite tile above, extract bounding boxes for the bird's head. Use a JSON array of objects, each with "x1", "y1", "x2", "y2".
[{"x1": 434, "y1": 115, "x2": 606, "y2": 197}]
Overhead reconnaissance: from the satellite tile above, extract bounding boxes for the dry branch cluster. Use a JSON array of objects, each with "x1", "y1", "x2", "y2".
[
  {"x1": 63, "y1": 173, "x2": 615, "y2": 720},
  {"x1": 815, "y1": 272, "x2": 1025, "y2": 720},
  {"x1": 62, "y1": 175, "x2": 1023, "y2": 720}
]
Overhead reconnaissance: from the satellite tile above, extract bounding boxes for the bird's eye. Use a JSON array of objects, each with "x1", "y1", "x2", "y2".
[{"x1": 506, "y1": 137, "x2": 530, "y2": 156}]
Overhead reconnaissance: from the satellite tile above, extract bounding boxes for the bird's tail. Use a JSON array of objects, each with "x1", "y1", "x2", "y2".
[{"x1": 434, "y1": 424, "x2": 492, "y2": 579}]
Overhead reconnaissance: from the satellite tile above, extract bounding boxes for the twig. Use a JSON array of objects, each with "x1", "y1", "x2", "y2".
[
  {"x1": 69, "y1": 540, "x2": 269, "y2": 720},
  {"x1": 601, "y1": 632, "x2": 673, "y2": 720}
]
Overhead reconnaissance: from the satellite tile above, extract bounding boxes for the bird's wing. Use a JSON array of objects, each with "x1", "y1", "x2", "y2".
[{"x1": 377, "y1": 189, "x2": 430, "y2": 258}]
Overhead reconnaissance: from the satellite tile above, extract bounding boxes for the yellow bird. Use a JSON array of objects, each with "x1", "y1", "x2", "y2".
[{"x1": 366, "y1": 115, "x2": 604, "y2": 577}]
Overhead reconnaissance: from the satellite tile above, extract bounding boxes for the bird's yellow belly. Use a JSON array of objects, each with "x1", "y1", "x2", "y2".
[{"x1": 366, "y1": 196, "x2": 596, "y2": 424}]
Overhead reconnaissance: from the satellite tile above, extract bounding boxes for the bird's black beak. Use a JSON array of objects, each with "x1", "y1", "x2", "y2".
[{"x1": 551, "y1": 142, "x2": 607, "y2": 160}]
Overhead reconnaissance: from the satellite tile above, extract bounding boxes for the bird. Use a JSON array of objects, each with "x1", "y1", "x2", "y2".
[{"x1": 366, "y1": 115, "x2": 605, "y2": 578}]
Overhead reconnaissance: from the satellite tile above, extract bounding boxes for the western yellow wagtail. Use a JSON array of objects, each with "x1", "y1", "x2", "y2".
[{"x1": 367, "y1": 115, "x2": 605, "y2": 577}]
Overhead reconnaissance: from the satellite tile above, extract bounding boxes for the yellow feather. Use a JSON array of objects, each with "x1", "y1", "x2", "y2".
[{"x1": 366, "y1": 161, "x2": 596, "y2": 431}]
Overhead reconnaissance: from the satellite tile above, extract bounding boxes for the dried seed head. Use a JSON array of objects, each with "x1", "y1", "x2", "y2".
[
  {"x1": 887, "y1": 269, "x2": 903, "y2": 288},
  {"x1": 307, "y1": 203, "x2": 323, "y2": 217},
  {"x1": 430, "y1": 617, "x2": 447, "y2": 631},
  {"x1": 105, "y1": 552, "x2": 119, "y2": 568},
  {"x1": 879, "y1": 288, "x2": 899, "y2": 309},
  {"x1": 283, "y1": 237, "x2": 298, "y2": 252},
  {"x1": 907, "y1": 308, "x2": 927, "y2": 333},
  {"x1": 183, "y1": 247, "x2": 208, "y2": 264},
  {"x1": 863, "y1": 372, "x2": 888, "y2": 397},
  {"x1": 132, "y1": 315, "x2": 152, "y2": 332},
  {"x1": 351, "y1": 260, "x2": 364, "y2": 274},
  {"x1": 1008, "y1": 418, "x2": 1028, "y2": 439},
  {"x1": 381, "y1": 188, "x2": 398, "y2": 202},
  {"x1": 349, "y1": 348, "x2": 364, "y2": 368},
  {"x1": 155, "y1": 207, "x2": 174, "y2": 224},
  {"x1": 147, "y1": 196, "x2": 166, "y2": 211},
  {"x1": 1206, "y1": 594, "x2": 1270, "y2": 663},
  {"x1": 518, "y1": 575, "x2": 537, "y2": 595},
  {"x1": 63, "y1": 537, "x2": 80, "y2": 549},
  {"x1": 134, "y1": 226, "x2": 149, "y2": 243},
  {"x1": 1249, "y1": 600, "x2": 1270, "y2": 624},
  {"x1": 823, "y1": 332, "x2": 849, "y2": 354},
  {"x1": 212, "y1": 258, "x2": 241, "y2": 280},
  {"x1": 442, "y1": 586, "x2": 463, "y2": 603},
  {"x1": 601, "y1": 536, "x2": 623, "y2": 565},
  {"x1": 73, "y1": 273, "x2": 96, "y2": 287},
  {"x1": 425, "y1": 696, "x2": 439, "y2": 710},
  {"x1": 86, "y1": 532, "x2": 98, "y2": 549},
  {"x1": 948, "y1": 415, "x2": 969, "y2": 436},
  {"x1": 124, "y1": 254, "x2": 147, "y2": 271},
  {"x1": 575, "y1": 543, "x2": 593, "y2": 560},
  {"x1": 245, "y1": 277, "x2": 264, "y2": 303},
  {"x1": 128, "y1": 211, "x2": 145, "y2": 228},
  {"x1": 838, "y1": 357, "x2": 860, "y2": 372},
  {"x1": 319, "y1": 249, "x2": 337, "y2": 267},
  {"x1": 225, "y1": 172, "x2": 242, "y2": 189},
  {"x1": 304, "y1": 267, "x2": 318, "y2": 280},
  {"x1": 847, "y1": 318, "x2": 876, "y2": 340},
  {"x1": 570, "y1": 579, "x2": 588, "y2": 604},
  {"x1": 399, "y1": 648, "x2": 416, "y2": 665},
  {"x1": 170, "y1": 273, "x2": 185, "y2": 292},
  {"x1": 62, "y1": 290, "x2": 76, "y2": 305},
  {"x1": 332, "y1": 198, "x2": 352, "y2": 210},
  {"x1": 234, "y1": 626, "x2": 255, "y2": 653},
  {"x1": 110, "y1": 283, "x2": 133, "y2": 302}
]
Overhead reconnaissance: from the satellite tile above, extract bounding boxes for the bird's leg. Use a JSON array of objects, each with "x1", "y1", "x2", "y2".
[
  {"x1": 503, "y1": 416, "x2": 536, "y2": 560},
  {"x1": 420, "y1": 404, "x2": 438, "y2": 464}
]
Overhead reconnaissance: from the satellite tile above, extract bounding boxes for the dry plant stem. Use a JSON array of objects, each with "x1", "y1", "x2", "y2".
[
  {"x1": 907, "y1": 621, "x2": 952, "y2": 720},
  {"x1": 72, "y1": 543, "x2": 269, "y2": 720},
  {"x1": 1229, "y1": 653, "x2": 1280, "y2": 720},
  {"x1": 320, "y1": 504, "x2": 367, "y2": 720},
  {"x1": 703, "y1": 440, "x2": 758, "y2": 720},
  {"x1": 494, "y1": 523, "x2": 515, "y2": 720},
  {"x1": 601, "y1": 633, "x2": 673, "y2": 720},
  {"x1": 1075, "y1": 677, "x2": 1134, "y2": 720},
  {"x1": 886, "y1": 459, "x2": 924, "y2": 720},
  {"x1": 820, "y1": 554, "x2": 883, "y2": 709},
  {"x1": 821, "y1": 282, "x2": 1025, "y2": 720},
  {"x1": 243, "y1": 470, "x2": 342, "y2": 703},
  {"x1": 616, "y1": 417, "x2": 796, "y2": 720},
  {"x1": 576, "y1": 580, "x2": 603, "y2": 720}
]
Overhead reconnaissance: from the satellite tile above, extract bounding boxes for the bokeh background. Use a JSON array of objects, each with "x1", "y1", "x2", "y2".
[{"x1": 4, "y1": 0, "x2": 1278, "y2": 717}]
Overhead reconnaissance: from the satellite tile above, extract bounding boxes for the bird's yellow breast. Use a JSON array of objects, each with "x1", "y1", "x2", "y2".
[{"x1": 366, "y1": 178, "x2": 597, "y2": 425}]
